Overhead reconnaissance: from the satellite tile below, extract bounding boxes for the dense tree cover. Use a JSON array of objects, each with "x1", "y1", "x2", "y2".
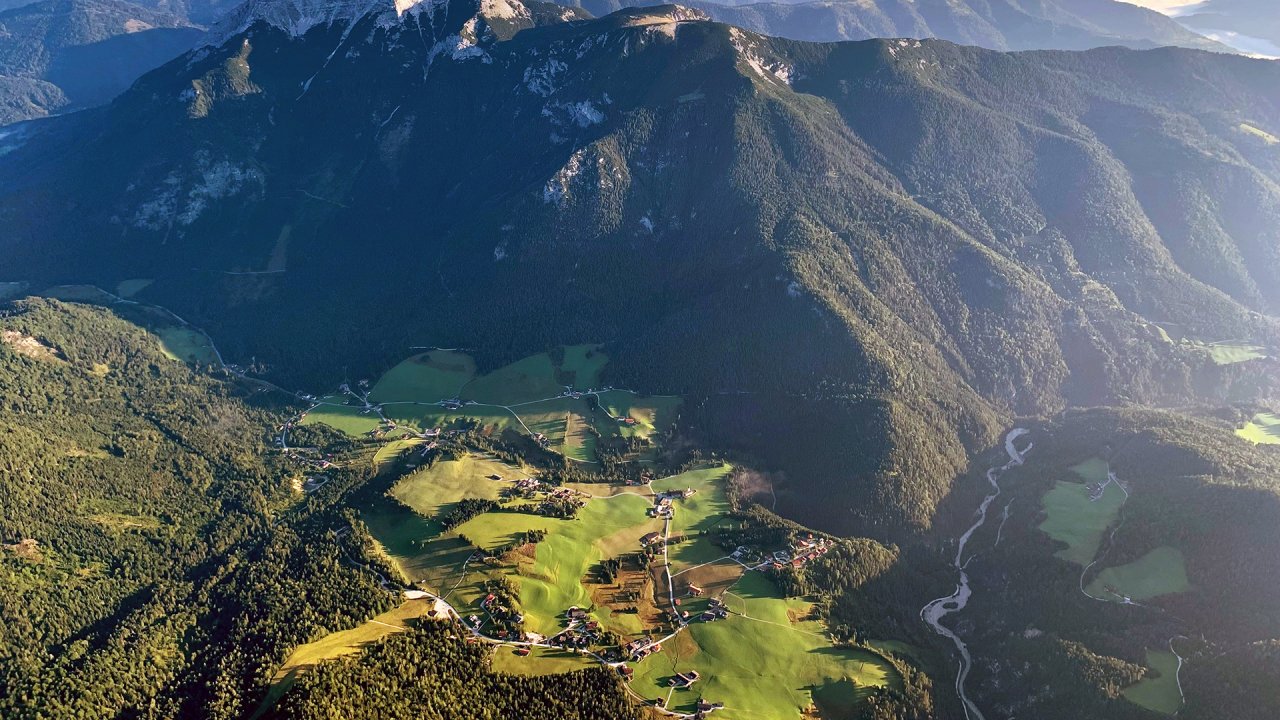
[
  {"x1": 0, "y1": 300, "x2": 390, "y2": 718},
  {"x1": 4, "y1": 8, "x2": 1277, "y2": 542},
  {"x1": 266, "y1": 621, "x2": 641, "y2": 720},
  {"x1": 924, "y1": 407, "x2": 1280, "y2": 719},
  {"x1": 440, "y1": 498, "x2": 502, "y2": 531},
  {"x1": 1182, "y1": 639, "x2": 1280, "y2": 720},
  {"x1": 0, "y1": 299, "x2": 674, "y2": 719}
]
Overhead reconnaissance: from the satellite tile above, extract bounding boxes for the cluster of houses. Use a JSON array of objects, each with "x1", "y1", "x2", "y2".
[
  {"x1": 510, "y1": 477, "x2": 543, "y2": 493},
  {"x1": 647, "y1": 487, "x2": 696, "y2": 519},
  {"x1": 537, "y1": 487, "x2": 586, "y2": 516},
  {"x1": 766, "y1": 535, "x2": 832, "y2": 570},
  {"x1": 698, "y1": 597, "x2": 729, "y2": 623},
  {"x1": 1086, "y1": 480, "x2": 1107, "y2": 501},
  {"x1": 624, "y1": 470, "x2": 655, "y2": 487},
  {"x1": 624, "y1": 637, "x2": 664, "y2": 661},
  {"x1": 283, "y1": 448, "x2": 336, "y2": 472},
  {"x1": 547, "y1": 606, "x2": 603, "y2": 649}
]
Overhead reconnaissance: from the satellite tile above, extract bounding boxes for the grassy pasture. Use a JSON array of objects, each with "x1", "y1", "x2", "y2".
[
  {"x1": 630, "y1": 572, "x2": 898, "y2": 719},
  {"x1": 380, "y1": 403, "x2": 520, "y2": 435},
  {"x1": 355, "y1": 462, "x2": 900, "y2": 718},
  {"x1": 314, "y1": 347, "x2": 680, "y2": 464},
  {"x1": 490, "y1": 645, "x2": 598, "y2": 676},
  {"x1": 369, "y1": 351, "x2": 475, "y2": 404},
  {"x1": 1122, "y1": 649, "x2": 1182, "y2": 715},
  {"x1": 300, "y1": 399, "x2": 382, "y2": 436},
  {"x1": 563, "y1": 409, "x2": 598, "y2": 462},
  {"x1": 1238, "y1": 123, "x2": 1279, "y2": 145},
  {"x1": 655, "y1": 464, "x2": 734, "y2": 568},
  {"x1": 453, "y1": 492, "x2": 659, "y2": 636},
  {"x1": 0, "y1": 281, "x2": 28, "y2": 300},
  {"x1": 513, "y1": 397, "x2": 580, "y2": 449},
  {"x1": 390, "y1": 454, "x2": 516, "y2": 533},
  {"x1": 1238, "y1": 413, "x2": 1280, "y2": 445},
  {"x1": 461, "y1": 353, "x2": 564, "y2": 405},
  {"x1": 41, "y1": 284, "x2": 117, "y2": 303},
  {"x1": 1038, "y1": 458, "x2": 1125, "y2": 566},
  {"x1": 559, "y1": 343, "x2": 608, "y2": 388},
  {"x1": 594, "y1": 391, "x2": 681, "y2": 440},
  {"x1": 1086, "y1": 546, "x2": 1189, "y2": 601},
  {"x1": 372, "y1": 438, "x2": 424, "y2": 469},
  {"x1": 154, "y1": 326, "x2": 219, "y2": 365},
  {"x1": 115, "y1": 279, "x2": 154, "y2": 298},
  {"x1": 1186, "y1": 339, "x2": 1270, "y2": 365}
]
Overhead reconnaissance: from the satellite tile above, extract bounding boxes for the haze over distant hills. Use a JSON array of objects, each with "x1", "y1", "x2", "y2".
[
  {"x1": 0, "y1": 0, "x2": 202, "y2": 123},
  {"x1": 1125, "y1": 0, "x2": 1280, "y2": 56},
  {"x1": 556, "y1": 0, "x2": 1232, "y2": 51}
]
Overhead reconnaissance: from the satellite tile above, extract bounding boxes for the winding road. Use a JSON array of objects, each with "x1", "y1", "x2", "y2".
[{"x1": 920, "y1": 428, "x2": 1031, "y2": 720}]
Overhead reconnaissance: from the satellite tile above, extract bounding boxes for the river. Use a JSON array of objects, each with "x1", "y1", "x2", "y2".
[{"x1": 920, "y1": 428, "x2": 1031, "y2": 720}]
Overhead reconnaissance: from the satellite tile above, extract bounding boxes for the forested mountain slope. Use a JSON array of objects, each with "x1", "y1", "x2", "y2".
[
  {"x1": 0, "y1": 1, "x2": 1277, "y2": 537},
  {"x1": 0, "y1": 0, "x2": 202, "y2": 124},
  {"x1": 0, "y1": 298, "x2": 646, "y2": 718},
  {"x1": 557, "y1": 0, "x2": 1230, "y2": 52}
]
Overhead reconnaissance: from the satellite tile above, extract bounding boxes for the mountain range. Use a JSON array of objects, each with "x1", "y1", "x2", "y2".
[
  {"x1": 1, "y1": 0, "x2": 1277, "y2": 536},
  {"x1": 1174, "y1": 0, "x2": 1280, "y2": 57},
  {"x1": 0, "y1": 0, "x2": 1255, "y2": 129},
  {"x1": 559, "y1": 0, "x2": 1233, "y2": 52},
  {"x1": 0, "y1": 0, "x2": 202, "y2": 123}
]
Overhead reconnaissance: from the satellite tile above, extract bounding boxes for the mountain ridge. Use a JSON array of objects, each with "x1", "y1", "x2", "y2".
[
  {"x1": 554, "y1": 0, "x2": 1233, "y2": 52},
  {"x1": 0, "y1": 2, "x2": 1277, "y2": 535}
]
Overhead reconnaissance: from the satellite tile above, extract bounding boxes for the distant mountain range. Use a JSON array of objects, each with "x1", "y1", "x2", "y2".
[
  {"x1": 556, "y1": 0, "x2": 1232, "y2": 51},
  {"x1": 1, "y1": 0, "x2": 1277, "y2": 535},
  {"x1": 0, "y1": 0, "x2": 202, "y2": 123},
  {"x1": 0, "y1": 0, "x2": 1252, "y2": 128},
  {"x1": 1174, "y1": 0, "x2": 1280, "y2": 57}
]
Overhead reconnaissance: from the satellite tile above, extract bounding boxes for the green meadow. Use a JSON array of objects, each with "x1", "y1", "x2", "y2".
[
  {"x1": 1123, "y1": 649, "x2": 1182, "y2": 715},
  {"x1": 594, "y1": 390, "x2": 682, "y2": 441},
  {"x1": 300, "y1": 398, "x2": 382, "y2": 436},
  {"x1": 303, "y1": 346, "x2": 680, "y2": 465},
  {"x1": 292, "y1": 348, "x2": 891, "y2": 717},
  {"x1": 390, "y1": 454, "x2": 518, "y2": 532},
  {"x1": 115, "y1": 279, "x2": 154, "y2": 298},
  {"x1": 154, "y1": 326, "x2": 219, "y2": 365},
  {"x1": 451, "y1": 488, "x2": 660, "y2": 636},
  {"x1": 1238, "y1": 413, "x2": 1280, "y2": 445},
  {"x1": 1038, "y1": 458, "x2": 1125, "y2": 566},
  {"x1": 343, "y1": 459, "x2": 898, "y2": 718},
  {"x1": 369, "y1": 350, "x2": 475, "y2": 403},
  {"x1": 654, "y1": 464, "x2": 735, "y2": 568},
  {"x1": 490, "y1": 645, "x2": 598, "y2": 676},
  {"x1": 0, "y1": 281, "x2": 28, "y2": 300},
  {"x1": 461, "y1": 353, "x2": 565, "y2": 405},
  {"x1": 1086, "y1": 546, "x2": 1189, "y2": 601},
  {"x1": 629, "y1": 572, "x2": 898, "y2": 719},
  {"x1": 1186, "y1": 339, "x2": 1270, "y2": 365},
  {"x1": 558, "y1": 343, "x2": 608, "y2": 388}
]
